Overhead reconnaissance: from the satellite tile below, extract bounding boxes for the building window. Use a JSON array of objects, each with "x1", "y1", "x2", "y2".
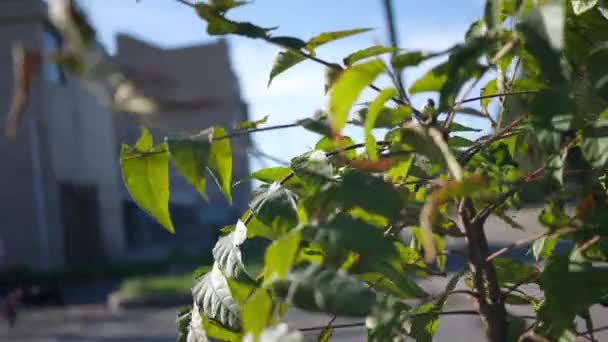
[{"x1": 42, "y1": 25, "x2": 66, "y2": 84}]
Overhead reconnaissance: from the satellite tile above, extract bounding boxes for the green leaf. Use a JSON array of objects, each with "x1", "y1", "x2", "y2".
[
  {"x1": 208, "y1": 127, "x2": 233, "y2": 203},
  {"x1": 212, "y1": 220, "x2": 248, "y2": 280},
  {"x1": 409, "y1": 38, "x2": 491, "y2": 111},
  {"x1": 493, "y1": 257, "x2": 539, "y2": 285},
  {"x1": 306, "y1": 28, "x2": 373, "y2": 54},
  {"x1": 588, "y1": 43, "x2": 608, "y2": 100},
  {"x1": 517, "y1": 3, "x2": 566, "y2": 84},
  {"x1": 242, "y1": 289, "x2": 272, "y2": 338},
  {"x1": 391, "y1": 50, "x2": 425, "y2": 70},
  {"x1": 357, "y1": 273, "x2": 417, "y2": 299},
  {"x1": 485, "y1": 0, "x2": 500, "y2": 31},
  {"x1": 343, "y1": 45, "x2": 398, "y2": 66},
  {"x1": 268, "y1": 36, "x2": 307, "y2": 50},
  {"x1": 264, "y1": 229, "x2": 301, "y2": 283},
  {"x1": 267, "y1": 50, "x2": 306, "y2": 86},
  {"x1": 251, "y1": 167, "x2": 293, "y2": 184},
  {"x1": 225, "y1": 279, "x2": 254, "y2": 308},
  {"x1": 274, "y1": 263, "x2": 376, "y2": 316},
  {"x1": 334, "y1": 170, "x2": 403, "y2": 219},
  {"x1": 195, "y1": 3, "x2": 273, "y2": 38},
  {"x1": 446, "y1": 122, "x2": 482, "y2": 133},
  {"x1": 329, "y1": 60, "x2": 385, "y2": 133},
  {"x1": 180, "y1": 305, "x2": 209, "y2": 342},
  {"x1": 250, "y1": 182, "x2": 299, "y2": 229},
  {"x1": 235, "y1": 115, "x2": 269, "y2": 130},
  {"x1": 539, "y1": 201, "x2": 571, "y2": 230},
  {"x1": 166, "y1": 126, "x2": 232, "y2": 203},
  {"x1": 302, "y1": 215, "x2": 396, "y2": 259},
  {"x1": 365, "y1": 88, "x2": 398, "y2": 160},
  {"x1": 316, "y1": 323, "x2": 334, "y2": 342},
  {"x1": 539, "y1": 255, "x2": 608, "y2": 338},
  {"x1": 324, "y1": 65, "x2": 343, "y2": 94},
  {"x1": 296, "y1": 110, "x2": 334, "y2": 136},
  {"x1": 315, "y1": 136, "x2": 357, "y2": 159},
  {"x1": 448, "y1": 135, "x2": 475, "y2": 148},
  {"x1": 192, "y1": 264, "x2": 241, "y2": 330},
  {"x1": 532, "y1": 236, "x2": 557, "y2": 261},
  {"x1": 357, "y1": 106, "x2": 412, "y2": 128},
  {"x1": 202, "y1": 314, "x2": 241, "y2": 342},
  {"x1": 481, "y1": 79, "x2": 498, "y2": 112},
  {"x1": 209, "y1": 0, "x2": 249, "y2": 12},
  {"x1": 120, "y1": 128, "x2": 174, "y2": 233},
  {"x1": 571, "y1": 0, "x2": 599, "y2": 15}
]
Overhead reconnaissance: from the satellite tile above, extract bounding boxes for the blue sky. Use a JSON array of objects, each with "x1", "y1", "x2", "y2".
[{"x1": 78, "y1": 0, "x2": 488, "y2": 169}]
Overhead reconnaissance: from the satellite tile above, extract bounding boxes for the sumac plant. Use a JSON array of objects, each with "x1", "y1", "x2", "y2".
[{"x1": 31, "y1": 0, "x2": 608, "y2": 341}]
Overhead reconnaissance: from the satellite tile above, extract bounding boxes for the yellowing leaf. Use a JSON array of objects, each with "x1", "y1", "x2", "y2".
[{"x1": 329, "y1": 60, "x2": 384, "y2": 134}]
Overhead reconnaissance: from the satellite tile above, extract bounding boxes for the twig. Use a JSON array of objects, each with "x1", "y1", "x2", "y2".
[
  {"x1": 578, "y1": 325, "x2": 608, "y2": 337},
  {"x1": 299, "y1": 322, "x2": 365, "y2": 332},
  {"x1": 454, "y1": 90, "x2": 538, "y2": 107},
  {"x1": 298, "y1": 310, "x2": 481, "y2": 332},
  {"x1": 382, "y1": 0, "x2": 409, "y2": 104},
  {"x1": 577, "y1": 235, "x2": 601, "y2": 254},
  {"x1": 444, "y1": 76, "x2": 484, "y2": 129},
  {"x1": 473, "y1": 165, "x2": 545, "y2": 224},
  {"x1": 487, "y1": 226, "x2": 577, "y2": 264},
  {"x1": 459, "y1": 114, "x2": 528, "y2": 164},
  {"x1": 485, "y1": 232, "x2": 548, "y2": 263},
  {"x1": 315, "y1": 316, "x2": 337, "y2": 339}
]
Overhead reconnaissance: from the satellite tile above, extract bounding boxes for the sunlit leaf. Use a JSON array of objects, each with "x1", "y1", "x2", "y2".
[
  {"x1": 306, "y1": 28, "x2": 373, "y2": 54},
  {"x1": 235, "y1": 115, "x2": 269, "y2": 130},
  {"x1": 365, "y1": 88, "x2": 398, "y2": 160},
  {"x1": 120, "y1": 128, "x2": 174, "y2": 233},
  {"x1": 264, "y1": 229, "x2": 301, "y2": 283},
  {"x1": 329, "y1": 60, "x2": 385, "y2": 133},
  {"x1": 192, "y1": 264, "x2": 241, "y2": 330},
  {"x1": 242, "y1": 289, "x2": 272, "y2": 338},
  {"x1": 343, "y1": 45, "x2": 398, "y2": 66},
  {"x1": 391, "y1": 50, "x2": 425, "y2": 70},
  {"x1": 571, "y1": 0, "x2": 599, "y2": 15},
  {"x1": 166, "y1": 126, "x2": 232, "y2": 203}
]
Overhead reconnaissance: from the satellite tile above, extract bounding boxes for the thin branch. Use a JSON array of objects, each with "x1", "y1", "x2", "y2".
[
  {"x1": 298, "y1": 310, "x2": 480, "y2": 332},
  {"x1": 459, "y1": 114, "x2": 528, "y2": 164},
  {"x1": 578, "y1": 325, "x2": 608, "y2": 337},
  {"x1": 315, "y1": 316, "x2": 337, "y2": 338},
  {"x1": 473, "y1": 165, "x2": 545, "y2": 224},
  {"x1": 577, "y1": 235, "x2": 601, "y2": 254},
  {"x1": 444, "y1": 76, "x2": 484, "y2": 129},
  {"x1": 174, "y1": 0, "x2": 195, "y2": 7},
  {"x1": 382, "y1": 0, "x2": 408, "y2": 104},
  {"x1": 486, "y1": 231, "x2": 548, "y2": 262},
  {"x1": 299, "y1": 322, "x2": 365, "y2": 332},
  {"x1": 487, "y1": 226, "x2": 577, "y2": 264},
  {"x1": 455, "y1": 90, "x2": 539, "y2": 107}
]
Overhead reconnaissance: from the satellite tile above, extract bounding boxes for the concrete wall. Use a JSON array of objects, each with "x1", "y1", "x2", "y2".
[
  {"x1": 0, "y1": 0, "x2": 126, "y2": 270},
  {"x1": 0, "y1": 1, "x2": 51, "y2": 270}
]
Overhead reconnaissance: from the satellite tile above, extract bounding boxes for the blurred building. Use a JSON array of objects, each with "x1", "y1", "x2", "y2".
[{"x1": 0, "y1": 0, "x2": 250, "y2": 271}]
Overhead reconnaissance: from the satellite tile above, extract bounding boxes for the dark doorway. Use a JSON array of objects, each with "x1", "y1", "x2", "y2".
[{"x1": 60, "y1": 183, "x2": 103, "y2": 264}]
